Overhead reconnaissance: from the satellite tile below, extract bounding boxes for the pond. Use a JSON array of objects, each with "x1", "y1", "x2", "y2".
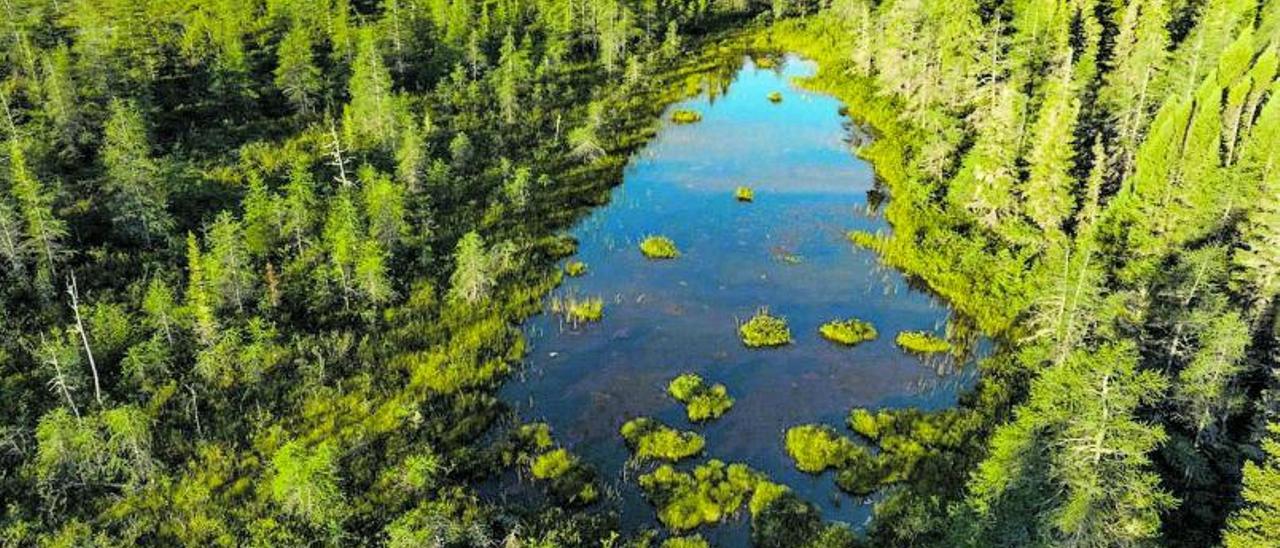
[{"x1": 499, "y1": 54, "x2": 975, "y2": 541}]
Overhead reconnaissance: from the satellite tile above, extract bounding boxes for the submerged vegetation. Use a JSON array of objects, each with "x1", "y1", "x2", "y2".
[
  {"x1": 640, "y1": 236, "x2": 681, "y2": 259},
  {"x1": 670, "y1": 110, "x2": 704, "y2": 124},
  {"x1": 767, "y1": 91, "x2": 783, "y2": 103},
  {"x1": 739, "y1": 309, "x2": 792, "y2": 347},
  {"x1": 819, "y1": 319, "x2": 878, "y2": 346},
  {"x1": 667, "y1": 374, "x2": 735, "y2": 422},
  {"x1": 552, "y1": 294, "x2": 605, "y2": 325},
  {"x1": 621, "y1": 418, "x2": 706, "y2": 462},
  {"x1": 894, "y1": 330, "x2": 951, "y2": 354}
]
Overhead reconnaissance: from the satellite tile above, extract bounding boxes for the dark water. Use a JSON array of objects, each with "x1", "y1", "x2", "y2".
[{"x1": 500, "y1": 55, "x2": 973, "y2": 540}]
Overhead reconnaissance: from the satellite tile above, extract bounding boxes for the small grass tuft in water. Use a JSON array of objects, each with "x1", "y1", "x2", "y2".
[
  {"x1": 640, "y1": 236, "x2": 680, "y2": 259},
  {"x1": 638, "y1": 459, "x2": 774, "y2": 531},
  {"x1": 551, "y1": 295, "x2": 604, "y2": 325},
  {"x1": 819, "y1": 319, "x2": 878, "y2": 346},
  {"x1": 767, "y1": 91, "x2": 783, "y2": 103},
  {"x1": 564, "y1": 260, "x2": 588, "y2": 277},
  {"x1": 847, "y1": 229, "x2": 880, "y2": 250},
  {"x1": 785, "y1": 425, "x2": 866, "y2": 474},
  {"x1": 753, "y1": 56, "x2": 778, "y2": 69},
  {"x1": 531, "y1": 448, "x2": 576, "y2": 480},
  {"x1": 735, "y1": 186, "x2": 754, "y2": 202},
  {"x1": 671, "y1": 109, "x2": 703, "y2": 124},
  {"x1": 895, "y1": 330, "x2": 951, "y2": 354},
  {"x1": 667, "y1": 374, "x2": 734, "y2": 422},
  {"x1": 621, "y1": 417, "x2": 705, "y2": 462},
  {"x1": 739, "y1": 309, "x2": 791, "y2": 347}
]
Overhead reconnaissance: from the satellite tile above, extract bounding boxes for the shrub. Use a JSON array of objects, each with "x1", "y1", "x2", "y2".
[
  {"x1": 638, "y1": 460, "x2": 767, "y2": 532},
  {"x1": 640, "y1": 236, "x2": 681, "y2": 259},
  {"x1": 671, "y1": 109, "x2": 703, "y2": 124},
  {"x1": 564, "y1": 260, "x2": 588, "y2": 277},
  {"x1": 767, "y1": 91, "x2": 783, "y2": 103},
  {"x1": 819, "y1": 319, "x2": 878, "y2": 346},
  {"x1": 735, "y1": 186, "x2": 754, "y2": 202},
  {"x1": 847, "y1": 230, "x2": 880, "y2": 250},
  {"x1": 739, "y1": 309, "x2": 791, "y2": 347},
  {"x1": 661, "y1": 535, "x2": 709, "y2": 548},
  {"x1": 621, "y1": 418, "x2": 705, "y2": 462},
  {"x1": 847, "y1": 408, "x2": 885, "y2": 440},
  {"x1": 895, "y1": 330, "x2": 951, "y2": 354},
  {"x1": 784, "y1": 425, "x2": 863, "y2": 473},
  {"x1": 667, "y1": 374, "x2": 734, "y2": 422}
]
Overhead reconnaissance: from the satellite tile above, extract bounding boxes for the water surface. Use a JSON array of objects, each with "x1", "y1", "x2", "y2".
[{"x1": 501, "y1": 55, "x2": 971, "y2": 540}]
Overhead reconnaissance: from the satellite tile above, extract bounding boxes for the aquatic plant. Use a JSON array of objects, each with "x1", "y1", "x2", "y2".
[
  {"x1": 531, "y1": 448, "x2": 576, "y2": 480},
  {"x1": 640, "y1": 235, "x2": 681, "y2": 259},
  {"x1": 784, "y1": 425, "x2": 865, "y2": 473},
  {"x1": 819, "y1": 318, "x2": 878, "y2": 346},
  {"x1": 667, "y1": 374, "x2": 734, "y2": 422},
  {"x1": 517, "y1": 429, "x2": 600, "y2": 506},
  {"x1": 895, "y1": 330, "x2": 951, "y2": 354},
  {"x1": 670, "y1": 109, "x2": 703, "y2": 124},
  {"x1": 846, "y1": 229, "x2": 880, "y2": 250},
  {"x1": 847, "y1": 408, "x2": 886, "y2": 440},
  {"x1": 638, "y1": 460, "x2": 770, "y2": 531},
  {"x1": 735, "y1": 186, "x2": 754, "y2": 202},
  {"x1": 739, "y1": 309, "x2": 791, "y2": 347},
  {"x1": 564, "y1": 260, "x2": 588, "y2": 277},
  {"x1": 753, "y1": 56, "x2": 778, "y2": 69},
  {"x1": 621, "y1": 418, "x2": 705, "y2": 462},
  {"x1": 661, "y1": 535, "x2": 709, "y2": 548},
  {"x1": 767, "y1": 91, "x2": 783, "y2": 103},
  {"x1": 551, "y1": 295, "x2": 604, "y2": 324}
]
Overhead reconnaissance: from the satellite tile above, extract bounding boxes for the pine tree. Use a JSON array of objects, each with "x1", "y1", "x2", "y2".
[
  {"x1": 1103, "y1": 0, "x2": 1170, "y2": 179},
  {"x1": 1232, "y1": 84, "x2": 1280, "y2": 318},
  {"x1": 274, "y1": 21, "x2": 323, "y2": 116},
  {"x1": 205, "y1": 212, "x2": 254, "y2": 314},
  {"x1": 1173, "y1": 310, "x2": 1248, "y2": 442},
  {"x1": 142, "y1": 277, "x2": 178, "y2": 346},
  {"x1": 1021, "y1": 60, "x2": 1079, "y2": 236},
  {"x1": 242, "y1": 173, "x2": 280, "y2": 258},
  {"x1": 359, "y1": 165, "x2": 406, "y2": 249},
  {"x1": 102, "y1": 100, "x2": 171, "y2": 246},
  {"x1": 282, "y1": 158, "x2": 317, "y2": 254},
  {"x1": 8, "y1": 137, "x2": 65, "y2": 288},
  {"x1": 495, "y1": 30, "x2": 530, "y2": 124},
  {"x1": 343, "y1": 28, "x2": 401, "y2": 151},
  {"x1": 946, "y1": 83, "x2": 1023, "y2": 231},
  {"x1": 1224, "y1": 423, "x2": 1280, "y2": 547},
  {"x1": 449, "y1": 231, "x2": 494, "y2": 303},
  {"x1": 186, "y1": 232, "x2": 216, "y2": 345},
  {"x1": 323, "y1": 189, "x2": 362, "y2": 306}
]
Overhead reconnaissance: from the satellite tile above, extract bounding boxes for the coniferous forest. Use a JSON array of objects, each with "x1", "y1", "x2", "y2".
[{"x1": 1, "y1": 0, "x2": 1279, "y2": 545}]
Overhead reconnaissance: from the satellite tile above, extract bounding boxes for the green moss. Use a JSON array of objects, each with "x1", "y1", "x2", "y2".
[
  {"x1": 667, "y1": 374, "x2": 734, "y2": 422},
  {"x1": 638, "y1": 460, "x2": 768, "y2": 532},
  {"x1": 661, "y1": 535, "x2": 709, "y2": 548},
  {"x1": 895, "y1": 330, "x2": 951, "y2": 354},
  {"x1": 552, "y1": 295, "x2": 604, "y2": 324},
  {"x1": 739, "y1": 309, "x2": 791, "y2": 348},
  {"x1": 767, "y1": 91, "x2": 783, "y2": 103},
  {"x1": 564, "y1": 260, "x2": 588, "y2": 277},
  {"x1": 819, "y1": 318, "x2": 878, "y2": 346},
  {"x1": 621, "y1": 418, "x2": 705, "y2": 462},
  {"x1": 531, "y1": 448, "x2": 576, "y2": 479},
  {"x1": 640, "y1": 236, "x2": 681, "y2": 259},
  {"x1": 671, "y1": 109, "x2": 703, "y2": 124},
  {"x1": 735, "y1": 186, "x2": 754, "y2": 202},
  {"x1": 784, "y1": 425, "x2": 865, "y2": 473}
]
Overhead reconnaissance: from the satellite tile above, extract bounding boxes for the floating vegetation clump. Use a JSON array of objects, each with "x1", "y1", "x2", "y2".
[
  {"x1": 564, "y1": 260, "x2": 588, "y2": 277},
  {"x1": 551, "y1": 295, "x2": 604, "y2": 325},
  {"x1": 531, "y1": 448, "x2": 576, "y2": 480},
  {"x1": 640, "y1": 235, "x2": 681, "y2": 259},
  {"x1": 667, "y1": 374, "x2": 734, "y2": 422},
  {"x1": 621, "y1": 418, "x2": 705, "y2": 462},
  {"x1": 739, "y1": 309, "x2": 791, "y2": 347},
  {"x1": 509, "y1": 424, "x2": 599, "y2": 505},
  {"x1": 819, "y1": 318, "x2": 878, "y2": 346},
  {"x1": 895, "y1": 330, "x2": 951, "y2": 354},
  {"x1": 784, "y1": 424, "x2": 866, "y2": 474},
  {"x1": 767, "y1": 91, "x2": 783, "y2": 103},
  {"x1": 847, "y1": 229, "x2": 880, "y2": 250},
  {"x1": 661, "y1": 535, "x2": 709, "y2": 548},
  {"x1": 735, "y1": 186, "x2": 754, "y2": 202},
  {"x1": 670, "y1": 109, "x2": 703, "y2": 124},
  {"x1": 638, "y1": 460, "x2": 784, "y2": 532},
  {"x1": 753, "y1": 56, "x2": 778, "y2": 69}
]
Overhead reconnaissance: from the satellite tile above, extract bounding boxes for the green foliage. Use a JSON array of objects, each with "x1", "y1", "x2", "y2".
[
  {"x1": 670, "y1": 109, "x2": 703, "y2": 124},
  {"x1": 1225, "y1": 424, "x2": 1280, "y2": 547},
  {"x1": 894, "y1": 331, "x2": 950, "y2": 354},
  {"x1": 767, "y1": 91, "x2": 783, "y2": 103},
  {"x1": 620, "y1": 418, "x2": 705, "y2": 462},
  {"x1": 818, "y1": 318, "x2": 877, "y2": 346},
  {"x1": 667, "y1": 374, "x2": 734, "y2": 422},
  {"x1": 739, "y1": 309, "x2": 791, "y2": 347},
  {"x1": 640, "y1": 235, "x2": 681, "y2": 259},
  {"x1": 638, "y1": 460, "x2": 768, "y2": 531},
  {"x1": 551, "y1": 295, "x2": 605, "y2": 324},
  {"x1": 661, "y1": 534, "x2": 709, "y2": 548},
  {"x1": 784, "y1": 425, "x2": 863, "y2": 473},
  {"x1": 564, "y1": 260, "x2": 588, "y2": 277},
  {"x1": 735, "y1": 186, "x2": 755, "y2": 202},
  {"x1": 531, "y1": 448, "x2": 576, "y2": 479},
  {"x1": 270, "y1": 441, "x2": 346, "y2": 528}
]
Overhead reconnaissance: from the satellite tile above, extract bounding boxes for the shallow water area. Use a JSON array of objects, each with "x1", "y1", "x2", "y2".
[{"x1": 500, "y1": 54, "x2": 975, "y2": 541}]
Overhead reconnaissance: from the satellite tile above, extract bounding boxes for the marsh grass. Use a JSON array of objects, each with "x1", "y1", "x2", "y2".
[
  {"x1": 620, "y1": 417, "x2": 705, "y2": 462},
  {"x1": 819, "y1": 319, "x2": 878, "y2": 346},
  {"x1": 637, "y1": 459, "x2": 778, "y2": 531},
  {"x1": 895, "y1": 330, "x2": 951, "y2": 354},
  {"x1": 640, "y1": 235, "x2": 681, "y2": 259},
  {"x1": 564, "y1": 260, "x2": 588, "y2": 277},
  {"x1": 671, "y1": 109, "x2": 703, "y2": 124},
  {"x1": 767, "y1": 91, "x2": 783, "y2": 103},
  {"x1": 551, "y1": 295, "x2": 604, "y2": 325},
  {"x1": 661, "y1": 535, "x2": 710, "y2": 548},
  {"x1": 784, "y1": 425, "x2": 866, "y2": 474},
  {"x1": 667, "y1": 373, "x2": 734, "y2": 422},
  {"x1": 739, "y1": 308, "x2": 791, "y2": 347},
  {"x1": 735, "y1": 186, "x2": 754, "y2": 202}
]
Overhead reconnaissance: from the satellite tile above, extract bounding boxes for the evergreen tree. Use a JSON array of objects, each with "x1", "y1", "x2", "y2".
[
  {"x1": 205, "y1": 212, "x2": 255, "y2": 314},
  {"x1": 185, "y1": 232, "x2": 216, "y2": 345},
  {"x1": 102, "y1": 100, "x2": 170, "y2": 246},
  {"x1": 274, "y1": 21, "x2": 323, "y2": 116},
  {"x1": 1020, "y1": 60, "x2": 1079, "y2": 236},
  {"x1": 7, "y1": 137, "x2": 65, "y2": 288},
  {"x1": 343, "y1": 28, "x2": 402, "y2": 151},
  {"x1": 1224, "y1": 423, "x2": 1280, "y2": 547}
]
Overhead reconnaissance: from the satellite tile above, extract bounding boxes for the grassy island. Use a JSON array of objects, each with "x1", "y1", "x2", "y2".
[{"x1": 739, "y1": 309, "x2": 792, "y2": 347}]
